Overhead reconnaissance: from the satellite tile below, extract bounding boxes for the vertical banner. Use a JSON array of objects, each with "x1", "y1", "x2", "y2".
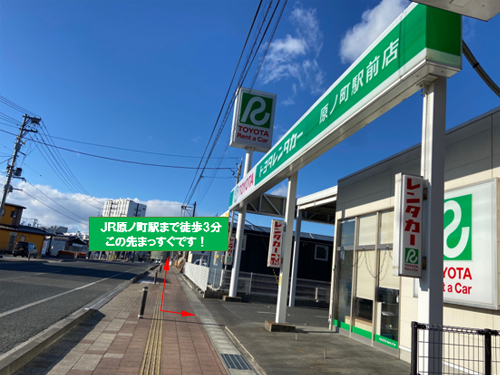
[
  {"x1": 267, "y1": 219, "x2": 284, "y2": 268},
  {"x1": 226, "y1": 236, "x2": 235, "y2": 265},
  {"x1": 393, "y1": 173, "x2": 424, "y2": 277}
]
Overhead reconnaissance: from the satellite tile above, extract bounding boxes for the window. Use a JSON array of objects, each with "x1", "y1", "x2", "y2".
[
  {"x1": 11, "y1": 211, "x2": 17, "y2": 218},
  {"x1": 379, "y1": 211, "x2": 394, "y2": 244},
  {"x1": 340, "y1": 218, "x2": 356, "y2": 247},
  {"x1": 314, "y1": 244, "x2": 328, "y2": 261},
  {"x1": 357, "y1": 214, "x2": 377, "y2": 246}
]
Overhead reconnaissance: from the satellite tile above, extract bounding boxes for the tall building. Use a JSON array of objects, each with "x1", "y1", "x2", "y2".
[
  {"x1": 102, "y1": 199, "x2": 147, "y2": 217},
  {"x1": 100, "y1": 198, "x2": 148, "y2": 261}
]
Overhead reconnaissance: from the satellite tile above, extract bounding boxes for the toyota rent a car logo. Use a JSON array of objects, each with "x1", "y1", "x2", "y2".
[
  {"x1": 443, "y1": 194, "x2": 472, "y2": 261},
  {"x1": 239, "y1": 92, "x2": 274, "y2": 128}
]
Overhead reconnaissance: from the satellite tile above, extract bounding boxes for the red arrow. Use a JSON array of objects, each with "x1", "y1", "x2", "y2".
[
  {"x1": 162, "y1": 310, "x2": 195, "y2": 317},
  {"x1": 160, "y1": 257, "x2": 196, "y2": 317}
]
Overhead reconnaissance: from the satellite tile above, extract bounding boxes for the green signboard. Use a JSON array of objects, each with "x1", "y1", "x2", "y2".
[
  {"x1": 230, "y1": 4, "x2": 461, "y2": 209},
  {"x1": 89, "y1": 217, "x2": 228, "y2": 251}
]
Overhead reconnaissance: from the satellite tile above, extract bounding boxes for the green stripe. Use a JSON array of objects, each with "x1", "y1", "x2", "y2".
[
  {"x1": 340, "y1": 322, "x2": 350, "y2": 331},
  {"x1": 352, "y1": 326, "x2": 372, "y2": 340},
  {"x1": 375, "y1": 334, "x2": 399, "y2": 349}
]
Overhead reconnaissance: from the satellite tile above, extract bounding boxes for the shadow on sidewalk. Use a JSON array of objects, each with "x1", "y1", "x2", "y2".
[{"x1": 14, "y1": 312, "x2": 107, "y2": 375}]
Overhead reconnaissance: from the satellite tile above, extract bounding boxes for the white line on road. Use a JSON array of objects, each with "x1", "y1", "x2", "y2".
[
  {"x1": 0, "y1": 267, "x2": 138, "y2": 319},
  {"x1": 257, "y1": 312, "x2": 275, "y2": 315}
]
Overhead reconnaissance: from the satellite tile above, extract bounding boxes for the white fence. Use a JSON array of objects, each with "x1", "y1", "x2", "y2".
[{"x1": 183, "y1": 262, "x2": 209, "y2": 291}]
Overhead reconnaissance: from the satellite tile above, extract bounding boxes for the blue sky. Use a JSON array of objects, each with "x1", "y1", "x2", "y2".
[{"x1": 0, "y1": 0, "x2": 499, "y2": 235}]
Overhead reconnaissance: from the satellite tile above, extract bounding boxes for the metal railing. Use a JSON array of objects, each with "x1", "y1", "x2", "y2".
[
  {"x1": 411, "y1": 321, "x2": 500, "y2": 375},
  {"x1": 206, "y1": 268, "x2": 331, "y2": 303}
]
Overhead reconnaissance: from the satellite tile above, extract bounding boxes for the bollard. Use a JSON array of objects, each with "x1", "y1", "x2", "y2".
[
  {"x1": 295, "y1": 333, "x2": 298, "y2": 341},
  {"x1": 154, "y1": 270, "x2": 158, "y2": 285},
  {"x1": 324, "y1": 349, "x2": 327, "y2": 359},
  {"x1": 138, "y1": 287, "x2": 148, "y2": 318}
]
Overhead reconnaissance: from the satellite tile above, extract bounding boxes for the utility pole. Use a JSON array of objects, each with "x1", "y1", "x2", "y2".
[
  {"x1": 0, "y1": 115, "x2": 39, "y2": 217},
  {"x1": 221, "y1": 158, "x2": 242, "y2": 287}
]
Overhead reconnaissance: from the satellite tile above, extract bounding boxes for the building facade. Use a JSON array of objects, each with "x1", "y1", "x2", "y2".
[
  {"x1": 102, "y1": 199, "x2": 147, "y2": 217},
  {"x1": 329, "y1": 107, "x2": 500, "y2": 363}
]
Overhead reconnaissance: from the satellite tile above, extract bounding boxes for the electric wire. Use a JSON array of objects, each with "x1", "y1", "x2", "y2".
[
  {"x1": 184, "y1": 0, "x2": 281, "y2": 206},
  {"x1": 0, "y1": 128, "x2": 234, "y2": 171},
  {"x1": 182, "y1": 0, "x2": 265, "y2": 206},
  {"x1": 24, "y1": 180, "x2": 89, "y2": 222},
  {"x1": 0, "y1": 95, "x2": 39, "y2": 117},
  {"x1": 195, "y1": 0, "x2": 288, "y2": 205},
  {"x1": 462, "y1": 40, "x2": 500, "y2": 98},
  {"x1": 21, "y1": 190, "x2": 88, "y2": 226}
]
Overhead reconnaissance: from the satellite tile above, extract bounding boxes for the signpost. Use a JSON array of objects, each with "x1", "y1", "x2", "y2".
[
  {"x1": 267, "y1": 219, "x2": 284, "y2": 268},
  {"x1": 229, "y1": 4, "x2": 461, "y2": 211},
  {"x1": 230, "y1": 87, "x2": 276, "y2": 153},
  {"x1": 393, "y1": 173, "x2": 424, "y2": 278}
]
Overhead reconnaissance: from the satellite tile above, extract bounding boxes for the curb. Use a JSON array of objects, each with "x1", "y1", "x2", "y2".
[
  {"x1": 224, "y1": 327, "x2": 268, "y2": 375},
  {"x1": 0, "y1": 266, "x2": 155, "y2": 375},
  {"x1": 0, "y1": 308, "x2": 94, "y2": 375}
]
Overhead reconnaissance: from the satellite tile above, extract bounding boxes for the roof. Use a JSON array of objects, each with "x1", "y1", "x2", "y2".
[
  {"x1": 236, "y1": 223, "x2": 334, "y2": 243},
  {"x1": 4, "y1": 203, "x2": 26, "y2": 209},
  {"x1": 53, "y1": 235, "x2": 87, "y2": 245},
  {"x1": 0, "y1": 224, "x2": 55, "y2": 236}
]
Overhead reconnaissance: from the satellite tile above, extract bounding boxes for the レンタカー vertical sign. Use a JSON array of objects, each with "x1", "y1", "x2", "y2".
[
  {"x1": 267, "y1": 219, "x2": 284, "y2": 268},
  {"x1": 230, "y1": 87, "x2": 277, "y2": 153},
  {"x1": 89, "y1": 217, "x2": 228, "y2": 251},
  {"x1": 226, "y1": 236, "x2": 235, "y2": 265},
  {"x1": 393, "y1": 173, "x2": 424, "y2": 277}
]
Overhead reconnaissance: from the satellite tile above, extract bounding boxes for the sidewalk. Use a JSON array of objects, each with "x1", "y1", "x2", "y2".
[
  {"x1": 12, "y1": 268, "x2": 411, "y2": 375},
  {"x1": 13, "y1": 269, "x2": 228, "y2": 375}
]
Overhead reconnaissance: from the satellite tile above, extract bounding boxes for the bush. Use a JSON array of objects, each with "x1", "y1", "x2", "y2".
[
  {"x1": 76, "y1": 252, "x2": 87, "y2": 259},
  {"x1": 58, "y1": 250, "x2": 75, "y2": 258}
]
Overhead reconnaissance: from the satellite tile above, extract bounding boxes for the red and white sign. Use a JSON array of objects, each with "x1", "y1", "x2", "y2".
[
  {"x1": 226, "y1": 236, "x2": 235, "y2": 265},
  {"x1": 393, "y1": 173, "x2": 424, "y2": 278},
  {"x1": 232, "y1": 171, "x2": 255, "y2": 205},
  {"x1": 267, "y1": 219, "x2": 284, "y2": 268}
]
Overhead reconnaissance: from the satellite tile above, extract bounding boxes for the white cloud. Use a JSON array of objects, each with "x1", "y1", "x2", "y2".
[
  {"x1": 268, "y1": 182, "x2": 288, "y2": 197},
  {"x1": 281, "y1": 98, "x2": 295, "y2": 106},
  {"x1": 1, "y1": 176, "x2": 183, "y2": 234},
  {"x1": 192, "y1": 136, "x2": 201, "y2": 143},
  {"x1": 339, "y1": 0, "x2": 407, "y2": 64},
  {"x1": 260, "y1": 3, "x2": 325, "y2": 95}
]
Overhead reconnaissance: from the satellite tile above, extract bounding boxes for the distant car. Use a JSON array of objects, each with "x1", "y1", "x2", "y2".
[
  {"x1": 194, "y1": 259, "x2": 208, "y2": 267},
  {"x1": 12, "y1": 242, "x2": 38, "y2": 258}
]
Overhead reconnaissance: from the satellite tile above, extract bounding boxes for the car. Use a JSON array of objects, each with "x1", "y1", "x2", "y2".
[
  {"x1": 194, "y1": 259, "x2": 208, "y2": 267},
  {"x1": 12, "y1": 242, "x2": 38, "y2": 258}
]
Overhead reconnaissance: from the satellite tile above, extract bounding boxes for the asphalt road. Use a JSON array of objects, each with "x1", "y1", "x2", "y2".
[{"x1": 0, "y1": 257, "x2": 153, "y2": 354}]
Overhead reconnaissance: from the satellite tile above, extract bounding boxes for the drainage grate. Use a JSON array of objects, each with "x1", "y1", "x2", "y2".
[{"x1": 220, "y1": 354, "x2": 252, "y2": 370}]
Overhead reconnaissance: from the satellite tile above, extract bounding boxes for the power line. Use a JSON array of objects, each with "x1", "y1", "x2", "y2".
[
  {"x1": 24, "y1": 180, "x2": 89, "y2": 222},
  {"x1": 21, "y1": 190, "x2": 88, "y2": 226},
  {"x1": 190, "y1": 0, "x2": 288, "y2": 206},
  {"x1": 0, "y1": 95, "x2": 39, "y2": 117},
  {"x1": 183, "y1": 0, "x2": 265, "y2": 206},
  {"x1": 0, "y1": 128, "x2": 235, "y2": 171}
]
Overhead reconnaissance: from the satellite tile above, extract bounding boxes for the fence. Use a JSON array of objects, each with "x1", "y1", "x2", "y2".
[
  {"x1": 205, "y1": 268, "x2": 331, "y2": 303},
  {"x1": 411, "y1": 321, "x2": 500, "y2": 375},
  {"x1": 183, "y1": 262, "x2": 210, "y2": 291}
]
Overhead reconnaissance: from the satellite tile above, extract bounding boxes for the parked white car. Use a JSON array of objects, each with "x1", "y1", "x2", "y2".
[{"x1": 194, "y1": 259, "x2": 208, "y2": 267}]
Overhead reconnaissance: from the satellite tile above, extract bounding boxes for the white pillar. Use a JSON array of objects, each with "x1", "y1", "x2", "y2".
[
  {"x1": 229, "y1": 148, "x2": 253, "y2": 298},
  {"x1": 288, "y1": 209, "x2": 302, "y2": 307},
  {"x1": 419, "y1": 77, "x2": 446, "y2": 372},
  {"x1": 276, "y1": 172, "x2": 298, "y2": 323}
]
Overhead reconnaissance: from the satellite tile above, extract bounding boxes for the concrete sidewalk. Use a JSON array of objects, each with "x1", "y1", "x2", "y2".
[{"x1": 12, "y1": 268, "x2": 410, "y2": 375}]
